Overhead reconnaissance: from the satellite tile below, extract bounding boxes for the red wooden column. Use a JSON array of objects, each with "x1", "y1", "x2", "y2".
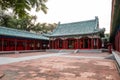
[
  {"x1": 33, "y1": 40, "x2": 36, "y2": 50},
  {"x1": 116, "y1": 35, "x2": 118, "y2": 51},
  {"x1": 74, "y1": 39, "x2": 76, "y2": 49},
  {"x1": 118, "y1": 32, "x2": 119, "y2": 51},
  {"x1": 63, "y1": 39, "x2": 65, "y2": 49},
  {"x1": 96, "y1": 38, "x2": 99, "y2": 49},
  {"x1": 87, "y1": 39, "x2": 90, "y2": 49},
  {"x1": 117, "y1": 34, "x2": 118, "y2": 51},
  {"x1": 62, "y1": 39, "x2": 64, "y2": 49},
  {"x1": 116, "y1": 35, "x2": 117, "y2": 50},
  {"x1": 58, "y1": 40, "x2": 59, "y2": 49},
  {"x1": 77, "y1": 38, "x2": 79, "y2": 49},
  {"x1": 83, "y1": 39, "x2": 85, "y2": 48},
  {"x1": 91, "y1": 38, "x2": 94, "y2": 49},
  {"x1": 49, "y1": 39, "x2": 51, "y2": 49},
  {"x1": 80, "y1": 39, "x2": 83, "y2": 49},
  {"x1": 115, "y1": 36, "x2": 116, "y2": 50},
  {"x1": 79, "y1": 39, "x2": 81, "y2": 49},
  {"x1": 49, "y1": 40, "x2": 50, "y2": 49},
  {"x1": 66, "y1": 39, "x2": 68, "y2": 49},
  {"x1": 118, "y1": 33, "x2": 119, "y2": 51},
  {"x1": 115, "y1": 35, "x2": 117, "y2": 50},
  {"x1": 54, "y1": 40, "x2": 56, "y2": 49},
  {"x1": 116, "y1": 34, "x2": 118, "y2": 51},
  {"x1": 98, "y1": 39, "x2": 100, "y2": 49},
  {"x1": 51, "y1": 40, "x2": 54, "y2": 49},
  {"x1": 14, "y1": 39, "x2": 17, "y2": 51},
  {"x1": 52, "y1": 40, "x2": 54, "y2": 49},
  {"x1": 55, "y1": 40, "x2": 57, "y2": 49},
  {"x1": 89, "y1": 39, "x2": 91, "y2": 49},
  {"x1": 119, "y1": 31, "x2": 120, "y2": 52},
  {"x1": 117, "y1": 34, "x2": 119, "y2": 51},
  {"x1": 25, "y1": 40, "x2": 27, "y2": 50},
  {"x1": 51, "y1": 40, "x2": 52, "y2": 49},
  {"x1": 75, "y1": 38, "x2": 79, "y2": 49},
  {"x1": 2, "y1": 38, "x2": 4, "y2": 51},
  {"x1": 79, "y1": 39, "x2": 82, "y2": 49}
]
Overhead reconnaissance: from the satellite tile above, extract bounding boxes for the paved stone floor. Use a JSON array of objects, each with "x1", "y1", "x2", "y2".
[
  {"x1": 67, "y1": 52, "x2": 110, "y2": 57},
  {"x1": 0, "y1": 52, "x2": 53, "y2": 58},
  {"x1": 0, "y1": 52, "x2": 120, "y2": 80}
]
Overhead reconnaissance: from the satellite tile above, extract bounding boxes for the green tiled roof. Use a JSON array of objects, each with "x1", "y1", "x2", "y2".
[
  {"x1": 0, "y1": 26, "x2": 49, "y2": 40},
  {"x1": 49, "y1": 17, "x2": 105, "y2": 37}
]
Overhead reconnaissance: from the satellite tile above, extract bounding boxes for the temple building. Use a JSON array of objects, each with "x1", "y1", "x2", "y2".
[
  {"x1": 48, "y1": 17, "x2": 105, "y2": 49},
  {"x1": 110, "y1": 0, "x2": 120, "y2": 52},
  {"x1": 0, "y1": 17, "x2": 105, "y2": 51},
  {"x1": 0, "y1": 27, "x2": 49, "y2": 51}
]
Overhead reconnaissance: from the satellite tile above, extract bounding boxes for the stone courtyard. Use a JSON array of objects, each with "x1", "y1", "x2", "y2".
[{"x1": 0, "y1": 52, "x2": 120, "y2": 80}]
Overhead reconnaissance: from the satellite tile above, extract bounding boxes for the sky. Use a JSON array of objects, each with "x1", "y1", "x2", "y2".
[{"x1": 31, "y1": 0, "x2": 112, "y2": 33}]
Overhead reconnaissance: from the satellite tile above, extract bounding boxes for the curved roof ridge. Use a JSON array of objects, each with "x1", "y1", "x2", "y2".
[
  {"x1": 60, "y1": 18, "x2": 95, "y2": 25},
  {"x1": 48, "y1": 17, "x2": 104, "y2": 37},
  {"x1": 0, "y1": 26, "x2": 49, "y2": 40},
  {"x1": 0, "y1": 26, "x2": 36, "y2": 35}
]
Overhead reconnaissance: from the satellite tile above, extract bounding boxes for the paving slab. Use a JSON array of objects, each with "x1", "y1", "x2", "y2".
[
  {"x1": 0, "y1": 55, "x2": 120, "y2": 80},
  {"x1": 0, "y1": 52, "x2": 69, "y2": 65},
  {"x1": 0, "y1": 52, "x2": 52, "y2": 58}
]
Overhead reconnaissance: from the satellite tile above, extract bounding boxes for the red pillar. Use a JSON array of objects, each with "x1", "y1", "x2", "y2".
[
  {"x1": 87, "y1": 39, "x2": 90, "y2": 49},
  {"x1": 83, "y1": 38, "x2": 85, "y2": 48},
  {"x1": 75, "y1": 39, "x2": 77, "y2": 49},
  {"x1": 52, "y1": 40, "x2": 54, "y2": 49},
  {"x1": 2, "y1": 38, "x2": 4, "y2": 51},
  {"x1": 76, "y1": 39, "x2": 79, "y2": 49},
  {"x1": 89, "y1": 39, "x2": 91, "y2": 49},
  {"x1": 79, "y1": 39, "x2": 81, "y2": 49},
  {"x1": 58, "y1": 40, "x2": 59, "y2": 49},
  {"x1": 119, "y1": 32, "x2": 120, "y2": 52},
  {"x1": 15, "y1": 39, "x2": 17, "y2": 51},
  {"x1": 34, "y1": 40, "x2": 36, "y2": 50},
  {"x1": 51, "y1": 40, "x2": 52, "y2": 49},
  {"x1": 63, "y1": 39, "x2": 65, "y2": 49},
  {"x1": 49, "y1": 40, "x2": 52, "y2": 49},
  {"x1": 80, "y1": 39, "x2": 83, "y2": 49},
  {"x1": 48, "y1": 40, "x2": 50, "y2": 49},
  {"x1": 54, "y1": 40, "x2": 56, "y2": 49},
  {"x1": 115, "y1": 35, "x2": 117, "y2": 50},
  {"x1": 116, "y1": 35, "x2": 118, "y2": 51},
  {"x1": 25, "y1": 40, "x2": 27, "y2": 50},
  {"x1": 96, "y1": 38, "x2": 98, "y2": 49},
  {"x1": 66, "y1": 39, "x2": 68, "y2": 49},
  {"x1": 91, "y1": 38, "x2": 93, "y2": 49}
]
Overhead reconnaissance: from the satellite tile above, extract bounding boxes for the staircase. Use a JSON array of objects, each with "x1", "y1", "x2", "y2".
[
  {"x1": 59, "y1": 49, "x2": 78, "y2": 53},
  {"x1": 78, "y1": 49, "x2": 102, "y2": 53}
]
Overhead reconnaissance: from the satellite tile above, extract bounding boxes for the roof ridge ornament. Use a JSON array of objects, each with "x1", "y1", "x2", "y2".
[
  {"x1": 58, "y1": 21, "x2": 61, "y2": 26},
  {"x1": 95, "y1": 16, "x2": 99, "y2": 29}
]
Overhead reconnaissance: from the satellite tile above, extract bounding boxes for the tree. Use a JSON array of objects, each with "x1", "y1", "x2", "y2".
[
  {"x1": 0, "y1": 0, "x2": 48, "y2": 18},
  {"x1": 0, "y1": 10, "x2": 17, "y2": 28}
]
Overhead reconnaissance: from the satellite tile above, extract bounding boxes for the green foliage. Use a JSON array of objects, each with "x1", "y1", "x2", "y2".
[
  {"x1": 0, "y1": 11, "x2": 57, "y2": 34},
  {"x1": 0, "y1": 0, "x2": 48, "y2": 18}
]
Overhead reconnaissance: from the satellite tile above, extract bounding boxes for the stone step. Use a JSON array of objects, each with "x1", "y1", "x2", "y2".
[
  {"x1": 78, "y1": 49, "x2": 102, "y2": 53},
  {"x1": 46, "y1": 49, "x2": 60, "y2": 53},
  {"x1": 59, "y1": 49, "x2": 76, "y2": 53}
]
